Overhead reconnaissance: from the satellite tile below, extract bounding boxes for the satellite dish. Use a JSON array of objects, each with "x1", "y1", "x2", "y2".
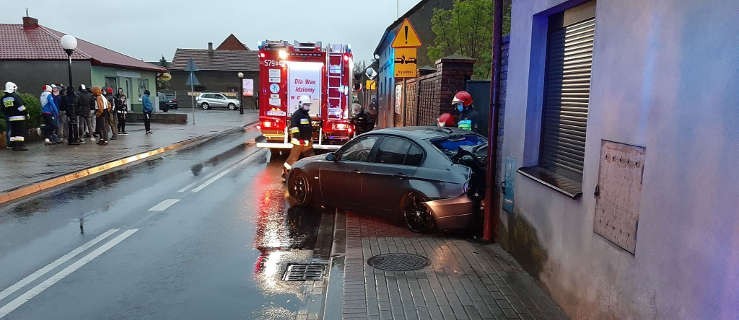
[{"x1": 365, "y1": 67, "x2": 378, "y2": 80}]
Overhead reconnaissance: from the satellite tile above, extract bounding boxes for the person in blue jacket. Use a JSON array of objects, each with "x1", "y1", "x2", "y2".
[
  {"x1": 142, "y1": 90, "x2": 153, "y2": 134},
  {"x1": 40, "y1": 85, "x2": 61, "y2": 144}
]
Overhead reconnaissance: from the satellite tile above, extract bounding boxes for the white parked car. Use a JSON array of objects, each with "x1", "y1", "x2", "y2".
[{"x1": 195, "y1": 93, "x2": 240, "y2": 110}]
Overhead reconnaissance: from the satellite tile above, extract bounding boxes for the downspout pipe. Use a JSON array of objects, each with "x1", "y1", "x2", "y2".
[{"x1": 483, "y1": 0, "x2": 504, "y2": 242}]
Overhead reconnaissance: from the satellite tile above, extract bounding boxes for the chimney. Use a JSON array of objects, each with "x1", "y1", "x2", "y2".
[
  {"x1": 22, "y1": 16, "x2": 39, "y2": 29},
  {"x1": 208, "y1": 42, "x2": 213, "y2": 52}
]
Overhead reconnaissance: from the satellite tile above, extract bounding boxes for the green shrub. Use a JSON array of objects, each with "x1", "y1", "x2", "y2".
[{"x1": 17, "y1": 92, "x2": 41, "y2": 128}]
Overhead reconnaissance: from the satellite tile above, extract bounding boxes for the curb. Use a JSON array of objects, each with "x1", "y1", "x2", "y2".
[{"x1": 0, "y1": 121, "x2": 257, "y2": 205}]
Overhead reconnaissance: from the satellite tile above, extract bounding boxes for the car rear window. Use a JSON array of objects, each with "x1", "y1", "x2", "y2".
[{"x1": 432, "y1": 134, "x2": 487, "y2": 158}]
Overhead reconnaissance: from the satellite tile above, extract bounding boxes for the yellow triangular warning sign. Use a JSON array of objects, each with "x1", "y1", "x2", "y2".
[{"x1": 391, "y1": 19, "x2": 422, "y2": 48}]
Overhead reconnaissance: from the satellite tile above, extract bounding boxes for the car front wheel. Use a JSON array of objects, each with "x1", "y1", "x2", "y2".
[
  {"x1": 200, "y1": 102, "x2": 209, "y2": 110},
  {"x1": 288, "y1": 170, "x2": 312, "y2": 207},
  {"x1": 402, "y1": 192, "x2": 436, "y2": 233},
  {"x1": 228, "y1": 103, "x2": 237, "y2": 110}
]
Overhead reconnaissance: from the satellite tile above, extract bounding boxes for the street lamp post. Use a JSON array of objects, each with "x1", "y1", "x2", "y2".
[
  {"x1": 60, "y1": 35, "x2": 77, "y2": 89},
  {"x1": 237, "y1": 72, "x2": 244, "y2": 114},
  {"x1": 60, "y1": 35, "x2": 78, "y2": 145}
]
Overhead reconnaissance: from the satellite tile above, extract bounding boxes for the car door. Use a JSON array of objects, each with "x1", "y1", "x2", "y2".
[
  {"x1": 214, "y1": 94, "x2": 227, "y2": 108},
  {"x1": 362, "y1": 136, "x2": 424, "y2": 214},
  {"x1": 201, "y1": 93, "x2": 213, "y2": 106},
  {"x1": 319, "y1": 135, "x2": 380, "y2": 209}
]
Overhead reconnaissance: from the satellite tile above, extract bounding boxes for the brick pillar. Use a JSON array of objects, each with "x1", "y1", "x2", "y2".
[{"x1": 436, "y1": 56, "x2": 475, "y2": 115}]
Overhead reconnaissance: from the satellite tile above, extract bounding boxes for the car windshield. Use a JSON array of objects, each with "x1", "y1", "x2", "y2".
[{"x1": 431, "y1": 134, "x2": 487, "y2": 159}]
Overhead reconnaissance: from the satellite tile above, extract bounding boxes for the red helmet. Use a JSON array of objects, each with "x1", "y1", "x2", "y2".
[
  {"x1": 437, "y1": 112, "x2": 456, "y2": 127},
  {"x1": 452, "y1": 91, "x2": 473, "y2": 106}
]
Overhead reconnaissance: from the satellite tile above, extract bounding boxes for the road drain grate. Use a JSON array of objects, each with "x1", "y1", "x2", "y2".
[
  {"x1": 282, "y1": 264, "x2": 325, "y2": 281},
  {"x1": 367, "y1": 253, "x2": 430, "y2": 271}
]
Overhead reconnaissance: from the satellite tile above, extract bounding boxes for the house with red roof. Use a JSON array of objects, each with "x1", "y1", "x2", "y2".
[
  {"x1": 169, "y1": 35, "x2": 259, "y2": 108},
  {"x1": 0, "y1": 16, "x2": 166, "y2": 112}
]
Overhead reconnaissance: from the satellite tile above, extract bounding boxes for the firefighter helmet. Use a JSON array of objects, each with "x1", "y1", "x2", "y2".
[
  {"x1": 4, "y1": 82, "x2": 17, "y2": 93},
  {"x1": 298, "y1": 95, "x2": 312, "y2": 109},
  {"x1": 452, "y1": 91, "x2": 473, "y2": 106}
]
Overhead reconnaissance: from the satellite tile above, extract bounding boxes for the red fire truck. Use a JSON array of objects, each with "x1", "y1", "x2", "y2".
[{"x1": 256, "y1": 40, "x2": 353, "y2": 151}]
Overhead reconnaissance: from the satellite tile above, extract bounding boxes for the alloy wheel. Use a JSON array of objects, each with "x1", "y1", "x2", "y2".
[
  {"x1": 289, "y1": 171, "x2": 311, "y2": 206},
  {"x1": 403, "y1": 192, "x2": 435, "y2": 233}
]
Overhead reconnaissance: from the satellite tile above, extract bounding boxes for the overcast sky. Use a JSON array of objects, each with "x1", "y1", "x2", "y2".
[{"x1": 1, "y1": 0, "x2": 422, "y2": 63}]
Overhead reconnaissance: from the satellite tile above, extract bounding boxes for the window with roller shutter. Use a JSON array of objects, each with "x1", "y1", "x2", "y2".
[{"x1": 519, "y1": 1, "x2": 595, "y2": 198}]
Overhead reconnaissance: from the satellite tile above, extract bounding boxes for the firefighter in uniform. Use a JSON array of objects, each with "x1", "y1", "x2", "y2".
[
  {"x1": 451, "y1": 90, "x2": 480, "y2": 134},
  {"x1": 2, "y1": 82, "x2": 29, "y2": 151},
  {"x1": 283, "y1": 95, "x2": 315, "y2": 181}
]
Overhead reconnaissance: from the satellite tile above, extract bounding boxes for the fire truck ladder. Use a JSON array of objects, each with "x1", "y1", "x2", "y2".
[{"x1": 327, "y1": 48, "x2": 345, "y2": 121}]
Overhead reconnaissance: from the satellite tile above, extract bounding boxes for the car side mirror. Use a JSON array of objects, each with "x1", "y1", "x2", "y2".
[{"x1": 325, "y1": 152, "x2": 337, "y2": 162}]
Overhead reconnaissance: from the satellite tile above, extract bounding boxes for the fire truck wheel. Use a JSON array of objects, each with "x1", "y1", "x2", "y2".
[
  {"x1": 288, "y1": 170, "x2": 312, "y2": 207},
  {"x1": 200, "y1": 102, "x2": 210, "y2": 110},
  {"x1": 228, "y1": 103, "x2": 237, "y2": 110}
]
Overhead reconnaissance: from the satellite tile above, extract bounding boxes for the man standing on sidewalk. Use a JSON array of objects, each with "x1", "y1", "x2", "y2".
[
  {"x1": 104, "y1": 87, "x2": 118, "y2": 140},
  {"x1": 64, "y1": 86, "x2": 80, "y2": 145},
  {"x1": 91, "y1": 87, "x2": 109, "y2": 145},
  {"x1": 52, "y1": 85, "x2": 67, "y2": 142},
  {"x1": 77, "y1": 85, "x2": 94, "y2": 143},
  {"x1": 2, "y1": 82, "x2": 28, "y2": 151},
  {"x1": 114, "y1": 88, "x2": 128, "y2": 135},
  {"x1": 40, "y1": 85, "x2": 61, "y2": 144},
  {"x1": 142, "y1": 89, "x2": 153, "y2": 134}
]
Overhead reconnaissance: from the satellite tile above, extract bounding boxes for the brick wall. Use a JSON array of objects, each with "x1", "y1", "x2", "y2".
[{"x1": 392, "y1": 56, "x2": 475, "y2": 127}]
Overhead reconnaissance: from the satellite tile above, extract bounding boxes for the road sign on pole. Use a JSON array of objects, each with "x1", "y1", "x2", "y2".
[
  {"x1": 185, "y1": 58, "x2": 199, "y2": 125},
  {"x1": 394, "y1": 47, "x2": 418, "y2": 78},
  {"x1": 391, "y1": 19, "x2": 422, "y2": 48},
  {"x1": 391, "y1": 19, "x2": 422, "y2": 78}
]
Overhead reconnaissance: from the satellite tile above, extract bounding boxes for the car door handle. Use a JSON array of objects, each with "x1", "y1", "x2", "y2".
[
  {"x1": 352, "y1": 169, "x2": 362, "y2": 174},
  {"x1": 393, "y1": 173, "x2": 408, "y2": 179}
]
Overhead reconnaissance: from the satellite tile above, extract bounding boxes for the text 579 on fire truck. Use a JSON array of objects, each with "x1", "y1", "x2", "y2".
[{"x1": 256, "y1": 40, "x2": 354, "y2": 152}]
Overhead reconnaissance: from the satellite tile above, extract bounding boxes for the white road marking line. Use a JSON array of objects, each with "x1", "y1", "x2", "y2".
[
  {"x1": 191, "y1": 166, "x2": 237, "y2": 193},
  {"x1": 180, "y1": 148, "x2": 266, "y2": 193},
  {"x1": 178, "y1": 153, "x2": 255, "y2": 193},
  {"x1": 0, "y1": 229, "x2": 138, "y2": 319},
  {"x1": 148, "y1": 199, "x2": 181, "y2": 212},
  {"x1": 177, "y1": 180, "x2": 200, "y2": 193},
  {"x1": 0, "y1": 228, "x2": 119, "y2": 303}
]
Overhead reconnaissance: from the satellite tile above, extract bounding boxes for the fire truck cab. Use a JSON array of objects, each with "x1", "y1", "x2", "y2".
[{"x1": 256, "y1": 40, "x2": 353, "y2": 151}]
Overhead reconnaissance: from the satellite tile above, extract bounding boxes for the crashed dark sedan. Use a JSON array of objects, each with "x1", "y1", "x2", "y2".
[{"x1": 286, "y1": 126, "x2": 487, "y2": 233}]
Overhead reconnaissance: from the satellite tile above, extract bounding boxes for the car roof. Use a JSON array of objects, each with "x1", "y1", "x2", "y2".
[{"x1": 369, "y1": 126, "x2": 483, "y2": 141}]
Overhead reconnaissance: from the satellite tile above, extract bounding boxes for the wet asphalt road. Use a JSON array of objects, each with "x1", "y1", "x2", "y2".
[{"x1": 0, "y1": 128, "x2": 332, "y2": 320}]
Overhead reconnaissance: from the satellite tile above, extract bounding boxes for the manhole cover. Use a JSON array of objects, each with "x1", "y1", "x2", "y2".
[
  {"x1": 367, "y1": 253, "x2": 429, "y2": 271},
  {"x1": 282, "y1": 264, "x2": 325, "y2": 281}
]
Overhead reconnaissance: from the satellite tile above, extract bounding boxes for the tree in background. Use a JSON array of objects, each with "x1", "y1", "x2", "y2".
[
  {"x1": 156, "y1": 55, "x2": 171, "y2": 91},
  {"x1": 427, "y1": 0, "x2": 510, "y2": 79}
]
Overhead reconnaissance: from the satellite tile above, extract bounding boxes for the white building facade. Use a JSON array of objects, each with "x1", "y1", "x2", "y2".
[{"x1": 499, "y1": 0, "x2": 737, "y2": 319}]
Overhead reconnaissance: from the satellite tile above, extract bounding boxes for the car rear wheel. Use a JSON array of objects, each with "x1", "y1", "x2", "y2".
[
  {"x1": 228, "y1": 103, "x2": 237, "y2": 110},
  {"x1": 200, "y1": 102, "x2": 209, "y2": 110},
  {"x1": 288, "y1": 170, "x2": 312, "y2": 207},
  {"x1": 402, "y1": 192, "x2": 436, "y2": 233}
]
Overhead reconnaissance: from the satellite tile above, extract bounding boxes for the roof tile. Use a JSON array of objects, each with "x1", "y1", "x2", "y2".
[
  {"x1": 170, "y1": 49, "x2": 258, "y2": 72},
  {"x1": 0, "y1": 23, "x2": 166, "y2": 72}
]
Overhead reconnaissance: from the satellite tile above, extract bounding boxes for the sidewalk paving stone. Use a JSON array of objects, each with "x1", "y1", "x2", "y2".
[{"x1": 340, "y1": 212, "x2": 568, "y2": 320}]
